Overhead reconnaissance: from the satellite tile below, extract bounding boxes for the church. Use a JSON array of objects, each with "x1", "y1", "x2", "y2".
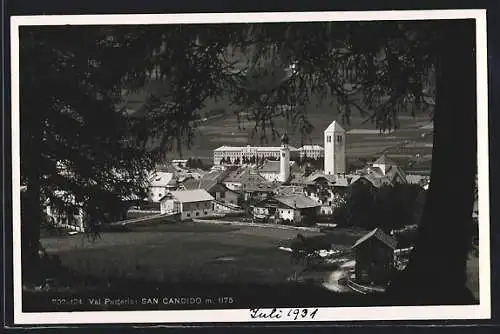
[
  {"x1": 324, "y1": 120, "x2": 347, "y2": 176},
  {"x1": 258, "y1": 133, "x2": 292, "y2": 183}
]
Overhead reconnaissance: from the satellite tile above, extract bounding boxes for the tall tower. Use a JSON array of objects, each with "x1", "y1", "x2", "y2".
[
  {"x1": 279, "y1": 133, "x2": 290, "y2": 182},
  {"x1": 324, "y1": 120, "x2": 346, "y2": 175}
]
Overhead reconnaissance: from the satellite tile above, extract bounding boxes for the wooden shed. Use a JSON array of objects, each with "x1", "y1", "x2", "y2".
[{"x1": 352, "y1": 228, "x2": 397, "y2": 286}]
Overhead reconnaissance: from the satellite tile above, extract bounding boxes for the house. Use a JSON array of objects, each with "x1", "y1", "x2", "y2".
[
  {"x1": 183, "y1": 170, "x2": 239, "y2": 205},
  {"x1": 159, "y1": 189, "x2": 215, "y2": 220},
  {"x1": 258, "y1": 160, "x2": 282, "y2": 182},
  {"x1": 241, "y1": 181, "x2": 279, "y2": 202},
  {"x1": 222, "y1": 167, "x2": 267, "y2": 192},
  {"x1": 213, "y1": 200, "x2": 244, "y2": 214},
  {"x1": 301, "y1": 173, "x2": 350, "y2": 215},
  {"x1": 256, "y1": 145, "x2": 293, "y2": 182},
  {"x1": 351, "y1": 228, "x2": 397, "y2": 287},
  {"x1": 253, "y1": 194, "x2": 321, "y2": 224},
  {"x1": 350, "y1": 154, "x2": 408, "y2": 190},
  {"x1": 147, "y1": 171, "x2": 178, "y2": 202}
]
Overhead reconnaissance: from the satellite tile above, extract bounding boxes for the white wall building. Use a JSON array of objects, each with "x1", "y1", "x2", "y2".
[
  {"x1": 298, "y1": 145, "x2": 324, "y2": 159},
  {"x1": 213, "y1": 145, "x2": 299, "y2": 165},
  {"x1": 252, "y1": 194, "x2": 321, "y2": 224},
  {"x1": 324, "y1": 120, "x2": 346, "y2": 175},
  {"x1": 147, "y1": 171, "x2": 178, "y2": 203},
  {"x1": 159, "y1": 189, "x2": 215, "y2": 220}
]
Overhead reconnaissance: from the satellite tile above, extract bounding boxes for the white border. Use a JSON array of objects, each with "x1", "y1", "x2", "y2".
[{"x1": 11, "y1": 10, "x2": 490, "y2": 325}]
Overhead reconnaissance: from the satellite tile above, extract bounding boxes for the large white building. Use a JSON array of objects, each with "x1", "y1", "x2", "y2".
[
  {"x1": 324, "y1": 121, "x2": 346, "y2": 175},
  {"x1": 298, "y1": 145, "x2": 324, "y2": 159},
  {"x1": 213, "y1": 145, "x2": 299, "y2": 165}
]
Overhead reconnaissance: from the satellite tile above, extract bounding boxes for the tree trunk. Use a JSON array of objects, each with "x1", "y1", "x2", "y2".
[{"x1": 388, "y1": 20, "x2": 477, "y2": 304}]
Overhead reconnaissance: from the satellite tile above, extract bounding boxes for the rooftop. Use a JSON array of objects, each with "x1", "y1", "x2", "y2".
[
  {"x1": 165, "y1": 189, "x2": 215, "y2": 203},
  {"x1": 324, "y1": 120, "x2": 346, "y2": 133},
  {"x1": 214, "y1": 145, "x2": 298, "y2": 152},
  {"x1": 149, "y1": 171, "x2": 176, "y2": 187},
  {"x1": 352, "y1": 228, "x2": 398, "y2": 250},
  {"x1": 275, "y1": 194, "x2": 321, "y2": 209},
  {"x1": 243, "y1": 182, "x2": 279, "y2": 192},
  {"x1": 259, "y1": 160, "x2": 281, "y2": 173}
]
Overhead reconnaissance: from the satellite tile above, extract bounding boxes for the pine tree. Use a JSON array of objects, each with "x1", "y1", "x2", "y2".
[{"x1": 19, "y1": 21, "x2": 477, "y2": 302}]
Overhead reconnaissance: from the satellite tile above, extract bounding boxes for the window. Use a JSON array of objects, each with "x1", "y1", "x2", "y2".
[
  {"x1": 196, "y1": 212, "x2": 199, "y2": 216},
  {"x1": 327, "y1": 136, "x2": 332, "y2": 143},
  {"x1": 337, "y1": 135, "x2": 343, "y2": 143},
  {"x1": 187, "y1": 213, "x2": 191, "y2": 217}
]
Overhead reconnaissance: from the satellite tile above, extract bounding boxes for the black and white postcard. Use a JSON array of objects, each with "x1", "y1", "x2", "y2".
[{"x1": 9, "y1": 9, "x2": 490, "y2": 325}]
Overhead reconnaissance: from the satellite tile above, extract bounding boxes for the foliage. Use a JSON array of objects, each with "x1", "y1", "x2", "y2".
[
  {"x1": 186, "y1": 157, "x2": 204, "y2": 169},
  {"x1": 225, "y1": 21, "x2": 437, "y2": 143},
  {"x1": 20, "y1": 26, "x2": 158, "y2": 231},
  {"x1": 333, "y1": 182, "x2": 425, "y2": 232},
  {"x1": 392, "y1": 224, "x2": 419, "y2": 248}
]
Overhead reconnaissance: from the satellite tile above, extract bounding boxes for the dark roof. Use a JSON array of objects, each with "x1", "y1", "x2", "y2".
[
  {"x1": 182, "y1": 171, "x2": 226, "y2": 192},
  {"x1": 275, "y1": 194, "x2": 321, "y2": 209},
  {"x1": 223, "y1": 166, "x2": 252, "y2": 183},
  {"x1": 307, "y1": 172, "x2": 336, "y2": 184},
  {"x1": 275, "y1": 186, "x2": 304, "y2": 196},
  {"x1": 259, "y1": 160, "x2": 281, "y2": 173},
  {"x1": 350, "y1": 175, "x2": 383, "y2": 188},
  {"x1": 385, "y1": 167, "x2": 406, "y2": 184},
  {"x1": 369, "y1": 166, "x2": 384, "y2": 176},
  {"x1": 352, "y1": 228, "x2": 397, "y2": 250},
  {"x1": 243, "y1": 182, "x2": 278, "y2": 193}
]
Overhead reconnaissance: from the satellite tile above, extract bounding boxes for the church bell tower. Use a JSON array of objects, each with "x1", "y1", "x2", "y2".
[{"x1": 279, "y1": 133, "x2": 290, "y2": 182}]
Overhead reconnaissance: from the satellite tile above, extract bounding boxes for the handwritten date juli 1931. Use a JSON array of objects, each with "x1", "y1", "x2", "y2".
[{"x1": 249, "y1": 308, "x2": 319, "y2": 321}]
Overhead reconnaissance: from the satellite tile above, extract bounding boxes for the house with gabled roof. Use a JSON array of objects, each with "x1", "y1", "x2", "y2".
[
  {"x1": 182, "y1": 170, "x2": 239, "y2": 205},
  {"x1": 159, "y1": 189, "x2": 215, "y2": 220},
  {"x1": 352, "y1": 228, "x2": 397, "y2": 287},
  {"x1": 252, "y1": 194, "x2": 320, "y2": 224},
  {"x1": 147, "y1": 171, "x2": 178, "y2": 203},
  {"x1": 350, "y1": 154, "x2": 408, "y2": 189}
]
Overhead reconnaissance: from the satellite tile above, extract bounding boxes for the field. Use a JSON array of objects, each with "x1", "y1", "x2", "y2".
[
  {"x1": 164, "y1": 96, "x2": 434, "y2": 170},
  {"x1": 29, "y1": 221, "x2": 480, "y2": 311},
  {"x1": 39, "y1": 222, "x2": 361, "y2": 285}
]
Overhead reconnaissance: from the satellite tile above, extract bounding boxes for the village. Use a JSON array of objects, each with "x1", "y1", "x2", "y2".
[{"x1": 38, "y1": 117, "x2": 478, "y2": 297}]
